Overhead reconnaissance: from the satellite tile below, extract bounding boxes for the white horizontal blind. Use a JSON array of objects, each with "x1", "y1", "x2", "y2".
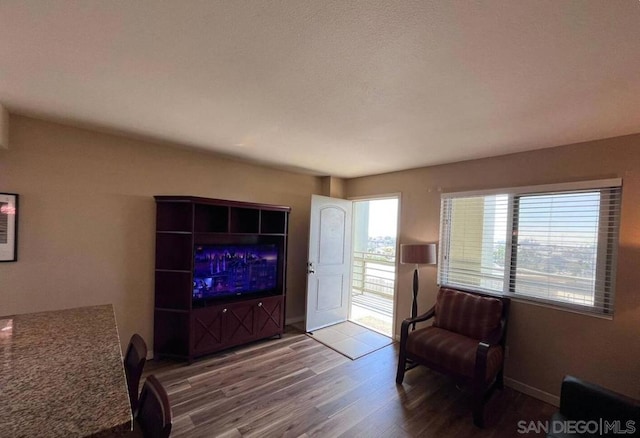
[
  {"x1": 510, "y1": 187, "x2": 621, "y2": 314},
  {"x1": 438, "y1": 194, "x2": 510, "y2": 294},
  {"x1": 439, "y1": 181, "x2": 622, "y2": 315}
]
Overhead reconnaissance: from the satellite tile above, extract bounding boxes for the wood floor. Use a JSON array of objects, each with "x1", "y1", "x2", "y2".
[{"x1": 145, "y1": 327, "x2": 556, "y2": 437}]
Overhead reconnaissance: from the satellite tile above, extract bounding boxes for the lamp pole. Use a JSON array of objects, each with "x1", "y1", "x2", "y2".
[
  {"x1": 400, "y1": 243, "x2": 437, "y2": 332},
  {"x1": 412, "y1": 264, "x2": 419, "y2": 331}
]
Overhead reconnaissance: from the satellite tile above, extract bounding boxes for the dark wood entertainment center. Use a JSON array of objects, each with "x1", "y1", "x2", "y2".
[{"x1": 153, "y1": 196, "x2": 290, "y2": 362}]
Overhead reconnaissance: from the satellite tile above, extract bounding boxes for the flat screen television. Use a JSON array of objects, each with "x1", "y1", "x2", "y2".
[{"x1": 193, "y1": 243, "x2": 279, "y2": 302}]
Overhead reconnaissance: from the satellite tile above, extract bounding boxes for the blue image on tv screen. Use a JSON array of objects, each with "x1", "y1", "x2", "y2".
[{"x1": 193, "y1": 244, "x2": 278, "y2": 300}]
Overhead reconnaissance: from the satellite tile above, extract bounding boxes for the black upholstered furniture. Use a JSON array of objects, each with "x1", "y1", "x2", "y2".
[
  {"x1": 548, "y1": 375, "x2": 640, "y2": 438},
  {"x1": 396, "y1": 287, "x2": 510, "y2": 427}
]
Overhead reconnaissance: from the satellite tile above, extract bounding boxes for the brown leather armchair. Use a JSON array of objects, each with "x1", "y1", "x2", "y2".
[{"x1": 396, "y1": 287, "x2": 510, "y2": 427}]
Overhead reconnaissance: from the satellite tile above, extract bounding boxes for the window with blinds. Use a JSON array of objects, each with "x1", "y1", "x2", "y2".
[{"x1": 438, "y1": 179, "x2": 622, "y2": 316}]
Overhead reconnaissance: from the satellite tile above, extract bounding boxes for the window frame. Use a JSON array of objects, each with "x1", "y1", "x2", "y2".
[{"x1": 438, "y1": 178, "x2": 622, "y2": 318}]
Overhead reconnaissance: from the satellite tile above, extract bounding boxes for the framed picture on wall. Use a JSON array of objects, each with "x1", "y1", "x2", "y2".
[{"x1": 0, "y1": 193, "x2": 18, "y2": 262}]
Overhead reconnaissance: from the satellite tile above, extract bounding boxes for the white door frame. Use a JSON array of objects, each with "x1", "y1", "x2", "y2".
[{"x1": 347, "y1": 193, "x2": 401, "y2": 338}]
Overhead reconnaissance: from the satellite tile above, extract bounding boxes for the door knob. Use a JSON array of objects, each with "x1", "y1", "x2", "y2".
[{"x1": 307, "y1": 262, "x2": 315, "y2": 274}]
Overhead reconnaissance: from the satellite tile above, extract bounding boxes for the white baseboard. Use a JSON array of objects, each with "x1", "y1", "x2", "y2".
[{"x1": 504, "y1": 377, "x2": 560, "y2": 407}]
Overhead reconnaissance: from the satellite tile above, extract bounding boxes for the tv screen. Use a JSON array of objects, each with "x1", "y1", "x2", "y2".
[{"x1": 193, "y1": 244, "x2": 278, "y2": 301}]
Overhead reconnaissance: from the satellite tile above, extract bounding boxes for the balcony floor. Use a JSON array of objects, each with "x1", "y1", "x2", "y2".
[{"x1": 350, "y1": 292, "x2": 393, "y2": 337}]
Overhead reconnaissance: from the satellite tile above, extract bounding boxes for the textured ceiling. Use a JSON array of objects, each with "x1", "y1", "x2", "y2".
[{"x1": 1, "y1": 1, "x2": 639, "y2": 177}]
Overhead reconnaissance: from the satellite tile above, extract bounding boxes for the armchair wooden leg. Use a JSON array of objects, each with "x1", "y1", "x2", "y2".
[
  {"x1": 396, "y1": 352, "x2": 406, "y2": 384},
  {"x1": 396, "y1": 321, "x2": 410, "y2": 384},
  {"x1": 496, "y1": 369, "x2": 504, "y2": 390},
  {"x1": 473, "y1": 405, "x2": 485, "y2": 428},
  {"x1": 472, "y1": 384, "x2": 486, "y2": 428}
]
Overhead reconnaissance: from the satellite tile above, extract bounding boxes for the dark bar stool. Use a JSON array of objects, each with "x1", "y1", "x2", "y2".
[
  {"x1": 133, "y1": 374, "x2": 172, "y2": 438},
  {"x1": 124, "y1": 334, "x2": 147, "y2": 413}
]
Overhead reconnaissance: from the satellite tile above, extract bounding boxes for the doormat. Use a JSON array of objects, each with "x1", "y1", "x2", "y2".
[{"x1": 306, "y1": 321, "x2": 393, "y2": 360}]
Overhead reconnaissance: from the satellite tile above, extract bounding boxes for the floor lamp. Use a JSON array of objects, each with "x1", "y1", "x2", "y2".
[{"x1": 400, "y1": 243, "x2": 437, "y2": 330}]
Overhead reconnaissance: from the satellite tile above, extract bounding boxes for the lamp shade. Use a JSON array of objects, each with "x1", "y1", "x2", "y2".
[{"x1": 400, "y1": 243, "x2": 437, "y2": 265}]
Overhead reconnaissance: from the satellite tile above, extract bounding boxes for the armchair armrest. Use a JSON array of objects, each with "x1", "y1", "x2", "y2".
[
  {"x1": 396, "y1": 306, "x2": 436, "y2": 384},
  {"x1": 474, "y1": 319, "x2": 507, "y2": 384},
  {"x1": 481, "y1": 318, "x2": 506, "y2": 346},
  {"x1": 558, "y1": 375, "x2": 640, "y2": 423},
  {"x1": 400, "y1": 306, "x2": 435, "y2": 335},
  {"x1": 474, "y1": 342, "x2": 491, "y2": 383}
]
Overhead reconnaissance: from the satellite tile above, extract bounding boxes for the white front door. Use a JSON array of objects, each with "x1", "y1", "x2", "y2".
[{"x1": 305, "y1": 195, "x2": 353, "y2": 332}]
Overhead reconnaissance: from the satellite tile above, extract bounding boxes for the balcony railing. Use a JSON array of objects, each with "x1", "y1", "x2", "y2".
[{"x1": 352, "y1": 251, "x2": 396, "y2": 299}]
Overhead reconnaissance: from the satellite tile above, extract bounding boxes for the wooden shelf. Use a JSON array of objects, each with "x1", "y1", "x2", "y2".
[
  {"x1": 194, "y1": 204, "x2": 229, "y2": 233},
  {"x1": 153, "y1": 196, "x2": 290, "y2": 362},
  {"x1": 261, "y1": 209, "x2": 287, "y2": 234},
  {"x1": 155, "y1": 233, "x2": 192, "y2": 271},
  {"x1": 156, "y1": 201, "x2": 193, "y2": 232},
  {"x1": 230, "y1": 207, "x2": 260, "y2": 233}
]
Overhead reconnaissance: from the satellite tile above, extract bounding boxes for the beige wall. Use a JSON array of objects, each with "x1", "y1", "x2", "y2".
[
  {"x1": 320, "y1": 176, "x2": 346, "y2": 198},
  {"x1": 3, "y1": 113, "x2": 639, "y2": 402},
  {"x1": 346, "y1": 134, "x2": 640, "y2": 400},
  {"x1": 0, "y1": 115, "x2": 321, "y2": 354}
]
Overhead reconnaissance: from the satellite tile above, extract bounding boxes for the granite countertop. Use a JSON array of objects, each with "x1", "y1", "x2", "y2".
[{"x1": 0, "y1": 305, "x2": 133, "y2": 437}]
